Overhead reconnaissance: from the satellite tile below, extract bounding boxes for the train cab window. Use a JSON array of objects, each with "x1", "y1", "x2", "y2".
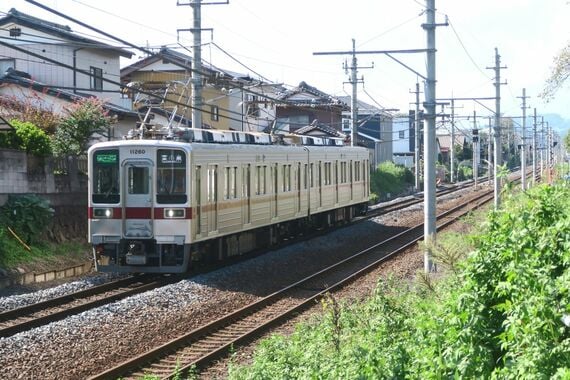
[
  {"x1": 157, "y1": 149, "x2": 187, "y2": 204},
  {"x1": 92, "y1": 149, "x2": 119, "y2": 204}
]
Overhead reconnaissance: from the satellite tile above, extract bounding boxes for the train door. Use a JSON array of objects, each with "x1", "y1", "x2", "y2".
[
  {"x1": 348, "y1": 160, "x2": 354, "y2": 200},
  {"x1": 318, "y1": 161, "x2": 322, "y2": 207},
  {"x1": 273, "y1": 163, "x2": 279, "y2": 218},
  {"x1": 297, "y1": 162, "x2": 301, "y2": 213},
  {"x1": 335, "y1": 161, "x2": 339, "y2": 204},
  {"x1": 207, "y1": 164, "x2": 218, "y2": 233},
  {"x1": 122, "y1": 159, "x2": 153, "y2": 240},
  {"x1": 243, "y1": 164, "x2": 251, "y2": 224},
  {"x1": 195, "y1": 166, "x2": 202, "y2": 236}
]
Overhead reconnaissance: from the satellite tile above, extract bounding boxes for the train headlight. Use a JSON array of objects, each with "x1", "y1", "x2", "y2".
[
  {"x1": 93, "y1": 208, "x2": 113, "y2": 218},
  {"x1": 164, "y1": 208, "x2": 185, "y2": 219}
]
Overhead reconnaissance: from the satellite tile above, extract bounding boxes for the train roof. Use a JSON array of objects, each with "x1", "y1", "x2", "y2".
[{"x1": 121, "y1": 126, "x2": 347, "y2": 147}]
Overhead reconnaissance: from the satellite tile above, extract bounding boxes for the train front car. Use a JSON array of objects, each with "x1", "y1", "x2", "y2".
[{"x1": 88, "y1": 140, "x2": 191, "y2": 273}]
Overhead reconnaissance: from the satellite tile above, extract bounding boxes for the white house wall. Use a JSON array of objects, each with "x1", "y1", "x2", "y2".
[{"x1": 1, "y1": 22, "x2": 124, "y2": 106}]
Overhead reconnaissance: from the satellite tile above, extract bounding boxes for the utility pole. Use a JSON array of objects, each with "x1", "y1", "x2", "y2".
[
  {"x1": 190, "y1": 0, "x2": 203, "y2": 129},
  {"x1": 423, "y1": 0, "x2": 441, "y2": 273},
  {"x1": 540, "y1": 117, "x2": 545, "y2": 176},
  {"x1": 487, "y1": 48, "x2": 506, "y2": 209},
  {"x1": 349, "y1": 39, "x2": 359, "y2": 146},
  {"x1": 315, "y1": 1, "x2": 444, "y2": 273},
  {"x1": 488, "y1": 116, "x2": 493, "y2": 185},
  {"x1": 178, "y1": 0, "x2": 229, "y2": 129},
  {"x1": 518, "y1": 88, "x2": 529, "y2": 190},
  {"x1": 450, "y1": 98, "x2": 456, "y2": 183},
  {"x1": 533, "y1": 108, "x2": 537, "y2": 185},
  {"x1": 413, "y1": 81, "x2": 422, "y2": 191},
  {"x1": 547, "y1": 123, "x2": 552, "y2": 183},
  {"x1": 472, "y1": 110, "x2": 479, "y2": 187}
]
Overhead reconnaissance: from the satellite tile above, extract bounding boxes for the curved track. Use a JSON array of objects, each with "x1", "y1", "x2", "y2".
[{"x1": 90, "y1": 186, "x2": 496, "y2": 380}]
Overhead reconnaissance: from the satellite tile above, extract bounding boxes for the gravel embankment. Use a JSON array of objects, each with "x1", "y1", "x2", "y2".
[
  {"x1": 0, "y1": 185, "x2": 484, "y2": 379},
  {"x1": 0, "y1": 273, "x2": 127, "y2": 313}
]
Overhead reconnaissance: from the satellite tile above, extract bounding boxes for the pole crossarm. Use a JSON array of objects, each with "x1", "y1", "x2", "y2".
[{"x1": 313, "y1": 48, "x2": 431, "y2": 56}]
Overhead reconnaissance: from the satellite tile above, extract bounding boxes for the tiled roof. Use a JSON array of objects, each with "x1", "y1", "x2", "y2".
[{"x1": 0, "y1": 68, "x2": 138, "y2": 117}]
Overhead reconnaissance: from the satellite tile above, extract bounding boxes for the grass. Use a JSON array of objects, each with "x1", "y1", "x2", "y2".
[{"x1": 0, "y1": 224, "x2": 90, "y2": 272}]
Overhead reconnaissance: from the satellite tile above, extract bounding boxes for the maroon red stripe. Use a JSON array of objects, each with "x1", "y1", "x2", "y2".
[{"x1": 88, "y1": 207, "x2": 192, "y2": 219}]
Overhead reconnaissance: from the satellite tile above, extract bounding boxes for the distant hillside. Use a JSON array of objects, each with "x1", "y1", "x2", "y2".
[{"x1": 543, "y1": 113, "x2": 570, "y2": 137}]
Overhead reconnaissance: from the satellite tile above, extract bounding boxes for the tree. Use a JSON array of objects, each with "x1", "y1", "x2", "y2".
[
  {"x1": 564, "y1": 131, "x2": 570, "y2": 151},
  {"x1": 52, "y1": 97, "x2": 113, "y2": 156},
  {"x1": 0, "y1": 119, "x2": 52, "y2": 157},
  {"x1": 0, "y1": 94, "x2": 61, "y2": 134},
  {"x1": 542, "y1": 45, "x2": 570, "y2": 100}
]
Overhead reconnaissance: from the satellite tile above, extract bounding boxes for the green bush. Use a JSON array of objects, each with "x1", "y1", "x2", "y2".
[
  {"x1": 457, "y1": 165, "x2": 473, "y2": 180},
  {"x1": 0, "y1": 194, "x2": 54, "y2": 244},
  {"x1": 1, "y1": 119, "x2": 52, "y2": 157},
  {"x1": 370, "y1": 162, "x2": 414, "y2": 201},
  {"x1": 229, "y1": 183, "x2": 570, "y2": 379}
]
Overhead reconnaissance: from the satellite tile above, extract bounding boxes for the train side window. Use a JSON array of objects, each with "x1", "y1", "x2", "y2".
[
  {"x1": 282, "y1": 164, "x2": 291, "y2": 192},
  {"x1": 303, "y1": 164, "x2": 308, "y2": 190},
  {"x1": 310, "y1": 163, "x2": 314, "y2": 188},
  {"x1": 260, "y1": 165, "x2": 267, "y2": 195}
]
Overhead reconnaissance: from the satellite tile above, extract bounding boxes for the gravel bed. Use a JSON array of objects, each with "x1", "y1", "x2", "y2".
[
  {"x1": 0, "y1": 184, "x2": 485, "y2": 379},
  {"x1": 0, "y1": 273, "x2": 128, "y2": 313}
]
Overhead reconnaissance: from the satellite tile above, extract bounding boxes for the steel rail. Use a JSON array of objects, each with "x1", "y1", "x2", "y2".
[
  {"x1": 0, "y1": 274, "x2": 178, "y2": 338},
  {"x1": 90, "y1": 187, "x2": 497, "y2": 380}
]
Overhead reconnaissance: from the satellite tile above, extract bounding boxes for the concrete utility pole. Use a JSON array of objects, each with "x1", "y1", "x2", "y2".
[
  {"x1": 315, "y1": 0, "x2": 444, "y2": 273},
  {"x1": 423, "y1": 0, "x2": 438, "y2": 273},
  {"x1": 487, "y1": 48, "x2": 506, "y2": 209},
  {"x1": 518, "y1": 88, "x2": 529, "y2": 190},
  {"x1": 547, "y1": 123, "x2": 552, "y2": 182},
  {"x1": 540, "y1": 117, "x2": 545, "y2": 175},
  {"x1": 488, "y1": 117, "x2": 493, "y2": 185},
  {"x1": 450, "y1": 99, "x2": 456, "y2": 183},
  {"x1": 413, "y1": 81, "x2": 422, "y2": 191},
  {"x1": 533, "y1": 108, "x2": 537, "y2": 185},
  {"x1": 472, "y1": 110, "x2": 479, "y2": 187},
  {"x1": 178, "y1": 0, "x2": 229, "y2": 129},
  {"x1": 350, "y1": 39, "x2": 359, "y2": 146},
  {"x1": 190, "y1": 0, "x2": 203, "y2": 129}
]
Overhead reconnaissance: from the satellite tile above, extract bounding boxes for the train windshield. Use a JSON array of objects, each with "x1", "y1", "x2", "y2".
[
  {"x1": 92, "y1": 149, "x2": 120, "y2": 204},
  {"x1": 156, "y1": 149, "x2": 187, "y2": 204}
]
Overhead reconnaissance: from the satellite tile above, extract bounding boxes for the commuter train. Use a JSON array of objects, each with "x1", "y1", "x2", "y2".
[{"x1": 88, "y1": 127, "x2": 370, "y2": 273}]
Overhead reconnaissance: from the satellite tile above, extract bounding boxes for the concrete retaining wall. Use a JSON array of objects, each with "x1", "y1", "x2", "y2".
[{"x1": 0, "y1": 261, "x2": 93, "y2": 289}]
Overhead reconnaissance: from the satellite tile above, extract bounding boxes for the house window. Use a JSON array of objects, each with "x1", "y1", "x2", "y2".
[
  {"x1": 247, "y1": 94, "x2": 260, "y2": 117},
  {"x1": 210, "y1": 105, "x2": 219, "y2": 121},
  {"x1": 90, "y1": 66, "x2": 103, "y2": 91},
  {"x1": 0, "y1": 59, "x2": 15, "y2": 74},
  {"x1": 342, "y1": 118, "x2": 350, "y2": 131},
  {"x1": 399, "y1": 130, "x2": 405, "y2": 139}
]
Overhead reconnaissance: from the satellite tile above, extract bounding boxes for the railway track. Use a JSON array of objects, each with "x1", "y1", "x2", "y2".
[
  {"x1": 90, "y1": 186, "x2": 496, "y2": 380},
  {"x1": 0, "y1": 274, "x2": 178, "y2": 338}
]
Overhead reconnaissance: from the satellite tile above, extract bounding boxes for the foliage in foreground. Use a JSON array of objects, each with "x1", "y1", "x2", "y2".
[
  {"x1": 229, "y1": 183, "x2": 570, "y2": 379},
  {"x1": 0, "y1": 119, "x2": 52, "y2": 157},
  {"x1": 370, "y1": 161, "x2": 414, "y2": 201}
]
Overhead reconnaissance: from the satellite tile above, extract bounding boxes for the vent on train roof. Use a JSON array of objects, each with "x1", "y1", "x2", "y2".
[{"x1": 125, "y1": 126, "x2": 345, "y2": 147}]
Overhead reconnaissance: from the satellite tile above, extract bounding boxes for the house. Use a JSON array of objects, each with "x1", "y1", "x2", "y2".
[
  {"x1": 0, "y1": 68, "x2": 139, "y2": 140},
  {"x1": 392, "y1": 112, "x2": 416, "y2": 168},
  {"x1": 274, "y1": 81, "x2": 348, "y2": 134},
  {"x1": 337, "y1": 96, "x2": 393, "y2": 167},
  {"x1": 120, "y1": 47, "x2": 275, "y2": 132},
  {"x1": 0, "y1": 8, "x2": 133, "y2": 109}
]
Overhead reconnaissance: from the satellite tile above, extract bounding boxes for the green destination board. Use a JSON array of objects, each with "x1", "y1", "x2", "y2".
[{"x1": 96, "y1": 153, "x2": 117, "y2": 164}]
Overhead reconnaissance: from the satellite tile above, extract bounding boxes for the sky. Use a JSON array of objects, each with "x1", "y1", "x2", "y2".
[{"x1": 2, "y1": 0, "x2": 570, "y2": 135}]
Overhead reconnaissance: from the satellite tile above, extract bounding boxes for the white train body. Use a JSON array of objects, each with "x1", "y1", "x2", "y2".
[{"x1": 88, "y1": 134, "x2": 370, "y2": 273}]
